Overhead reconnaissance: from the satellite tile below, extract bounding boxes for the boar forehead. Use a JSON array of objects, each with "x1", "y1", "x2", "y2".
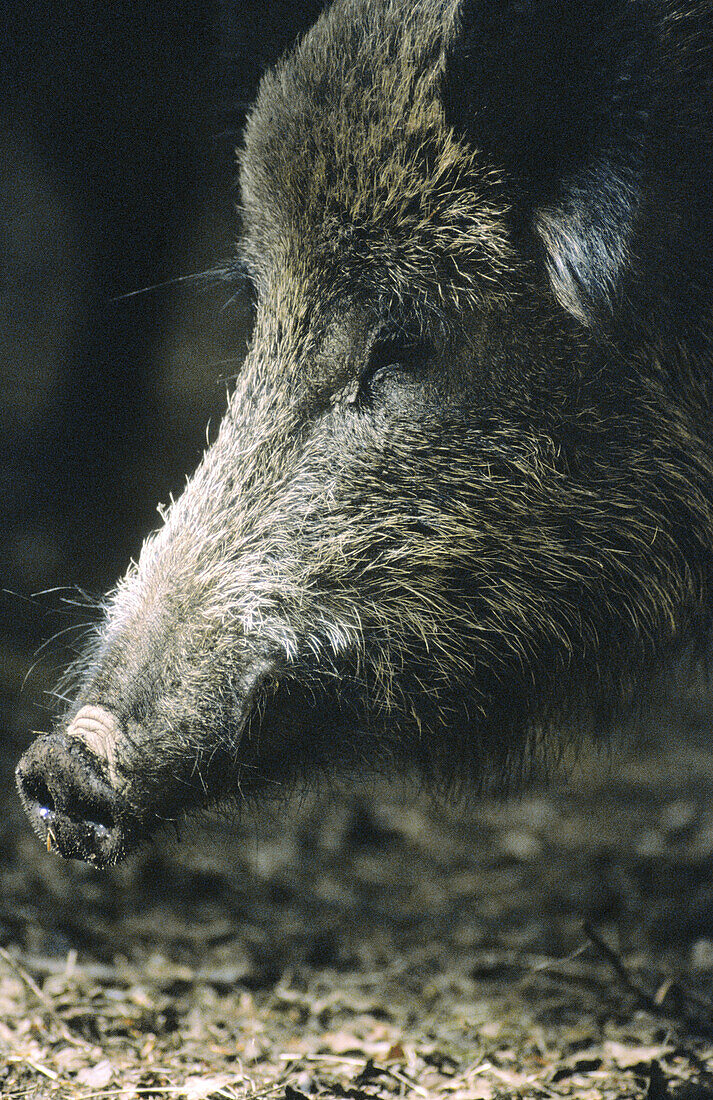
[{"x1": 239, "y1": 0, "x2": 516, "y2": 319}]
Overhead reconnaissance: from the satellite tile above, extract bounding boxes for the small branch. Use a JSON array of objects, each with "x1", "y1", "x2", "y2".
[
  {"x1": 583, "y1": 922, "x2": 662, "y2": 1017},
  {"x1": 0, "y1": 946, "x2": 92, "y2": 1049},
  {"x1": 584, "y1": 921, "x2": 713, "y2": 1079}
]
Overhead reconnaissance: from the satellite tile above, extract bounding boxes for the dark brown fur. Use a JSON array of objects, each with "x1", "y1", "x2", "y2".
[{"x1": 16, "y1": 0, "x2": 713, "y2": 865}]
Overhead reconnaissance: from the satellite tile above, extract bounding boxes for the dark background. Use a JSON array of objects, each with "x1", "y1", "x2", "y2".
[{"x1": 1, "y1": 1, "x2": 324, "y2": 761}]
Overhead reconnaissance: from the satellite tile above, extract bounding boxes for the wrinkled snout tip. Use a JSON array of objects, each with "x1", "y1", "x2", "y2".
[{"x1": 16, "y1": 732, "x2": 128, "y2": 868}]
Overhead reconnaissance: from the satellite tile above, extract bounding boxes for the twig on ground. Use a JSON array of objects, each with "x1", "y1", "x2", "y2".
[
  {"x1": 584, "y1": 922, "x2": 713, "y2": 1080},
  {"x1": 583, "y1": 922, "x2": 663, "y2": 1018},
  {"x1": 0, "y1": 945, "x2": 92, "y2": 1049}
]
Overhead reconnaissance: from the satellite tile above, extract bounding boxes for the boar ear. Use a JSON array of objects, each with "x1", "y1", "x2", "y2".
[{"x1": 442, "y1": 0, "x2": 647, "y2": 327}]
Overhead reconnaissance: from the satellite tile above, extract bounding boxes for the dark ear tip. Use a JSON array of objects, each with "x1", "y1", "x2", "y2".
[
  {"x1": 442, "y1": 0, "x2": 644, "y2": 189},
  {"x1": 442, "y1": 0, "x2": 647, "y2": 327}
]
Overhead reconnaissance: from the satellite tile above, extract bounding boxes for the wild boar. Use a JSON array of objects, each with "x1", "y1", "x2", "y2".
[{"x1": 17, "y1": 0, "x2": 713, "y2": 866}]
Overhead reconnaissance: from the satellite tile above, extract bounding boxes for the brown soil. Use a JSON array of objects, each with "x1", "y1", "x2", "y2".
[{"x1": 3, "y1": 706, "x2": 713, "y2": 1100}]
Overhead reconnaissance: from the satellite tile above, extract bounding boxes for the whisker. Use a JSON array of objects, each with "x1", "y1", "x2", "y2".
[
  {"x1": 32, "y1": 622, "x2": 97, "y2": 659},
  {"x1": 111, "y1": 260, "x2": 251, "y2": 303}
]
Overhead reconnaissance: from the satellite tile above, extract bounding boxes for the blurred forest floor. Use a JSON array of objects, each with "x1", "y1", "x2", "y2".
[{"x1": 3, "y1": 702, "x2": 713, "y2": 1099}]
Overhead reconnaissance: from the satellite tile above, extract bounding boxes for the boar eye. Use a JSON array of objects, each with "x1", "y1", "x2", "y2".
[{"x1": 357, "y1": 338, "x2": 425, "y2": 403}]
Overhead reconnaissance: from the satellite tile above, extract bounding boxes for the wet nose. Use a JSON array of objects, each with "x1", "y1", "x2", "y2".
[{"x1": 16, "y1": 732, "x2": 126, "y2": 867}]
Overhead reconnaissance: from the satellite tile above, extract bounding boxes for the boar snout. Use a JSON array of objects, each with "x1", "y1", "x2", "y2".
[{"x1": 16, "y1": 718, "x2": 128, "y2": 867}]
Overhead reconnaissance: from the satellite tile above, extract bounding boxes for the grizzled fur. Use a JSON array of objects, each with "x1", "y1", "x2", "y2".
[{"x1": 17, "y1": 0, "x2": 713, "y2": 863}]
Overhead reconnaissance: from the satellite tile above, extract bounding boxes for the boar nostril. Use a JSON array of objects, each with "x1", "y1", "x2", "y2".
[
  {"x1": 23, "y1": 774, "x2": 55, "y2": 817},
  {"x1": 68, "y1": 791, "x2": 115, "y2": 834}
]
